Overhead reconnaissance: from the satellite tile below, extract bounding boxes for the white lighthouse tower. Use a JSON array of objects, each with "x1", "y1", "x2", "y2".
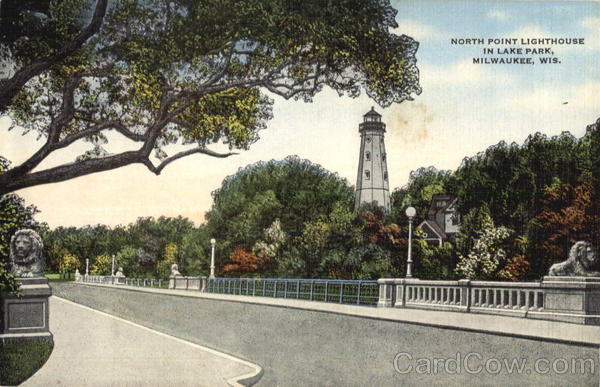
[{"x1": 355, "y1": 107, "x2": 390, "y2": 211}]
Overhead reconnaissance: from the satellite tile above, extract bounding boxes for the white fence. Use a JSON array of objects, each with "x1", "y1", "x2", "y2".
[{"x1": 378, "y1": 277, "x2": 600, "y2": 325}]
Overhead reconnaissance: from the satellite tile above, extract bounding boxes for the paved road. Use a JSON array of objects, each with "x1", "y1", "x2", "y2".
[
  {"x1": 23, "y1": 296, "x2": 259, "y2": 387},
  {"x1": 52, "y1": 282, "x2": 599, "y2": 386}
]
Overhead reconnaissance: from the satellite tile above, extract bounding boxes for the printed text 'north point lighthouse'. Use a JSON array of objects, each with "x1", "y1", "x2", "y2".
[{"x1": 355, "y1": 107, "x2": 390, "y2": 211}]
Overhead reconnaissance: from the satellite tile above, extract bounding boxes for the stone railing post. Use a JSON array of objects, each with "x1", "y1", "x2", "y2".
[
  {"x1": 458, "y1": 279, "x2": 471, "y2": 312},
  {"x1": 199, "y1": 276, "x2": 208, "y2": 292},
  {"x1": 377, "y1": 278, "x2": 396, "y2": 307},
  {"x1": 394, "y1": 279, "x2": 406, "y2": 308}
]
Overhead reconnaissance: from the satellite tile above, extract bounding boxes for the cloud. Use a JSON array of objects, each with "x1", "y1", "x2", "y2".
[
  {"x1": 487, "y1": 10, "x2": 506, "y2": 21},
  {"x1": 508, "y1": 26, "x2": 550, "y2": 39},
  {"x1": 580, "y1": 16, "x2": 600, "y2": 29},
  {"x1": 579, "y1": 17, "x2": 600, "y2": 50},
  {"x1": 394, "y1": 19, "x2": 440, "y2": 41}
]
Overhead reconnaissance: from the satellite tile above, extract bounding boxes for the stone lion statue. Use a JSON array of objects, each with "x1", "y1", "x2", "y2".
[
  {"x1": 9, "y1": 229, "x2": 44, "y2": 278},
  {"x1": 549, "y1": 241, "x2": 600, "y2": 277},
  {"x1": 170, "y1": 263, "x2": 182, "y2": 277}
]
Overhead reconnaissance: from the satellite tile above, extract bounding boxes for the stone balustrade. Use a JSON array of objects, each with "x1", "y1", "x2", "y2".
[
  {"x1": 168, "y1": 276, "x2": 208, "y2": 291},
  {"x1": 83, "y1": 275, "x2": 126, "y2": 285},
  {"x1": 378, "y1": 277, "x2": 600, "y2": 325},
  {"x1": 77, "y1": 271, "x2": 599, "y2": 326}
]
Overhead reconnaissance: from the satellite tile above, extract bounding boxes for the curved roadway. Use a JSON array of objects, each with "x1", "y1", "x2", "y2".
[{"x1": 51, "y1": 282, "x2": 599, "y2": 386}]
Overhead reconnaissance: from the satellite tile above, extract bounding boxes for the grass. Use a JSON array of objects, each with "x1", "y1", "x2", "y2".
[
  {"x1": 0, "y1": 339, "x2": 53, "y2": 385},
  {"x1": 46, "y1": 273, "x2": 74, "y2": 282}
]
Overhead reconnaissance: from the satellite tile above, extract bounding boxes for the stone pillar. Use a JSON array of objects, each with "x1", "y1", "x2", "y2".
[
  {"x1": 199, "y1": 276, "x2": 208, "y2": 292},
  {"x1": 458, "y1": 279, "x2": 471, "y2": 312},
  {"x1": 0, "y1": 278, "x2": 53, "y2": 344},
  {"x1": 377, "y1": 278, "x2": 396, "y2": 307},
  {"x1": 0, "y1": 229, "x2": 53, "y2": 344},
  {"x1": 531, "y1": 276, "x2": 600, "y2": 325},
  {"x1": 394, "y1": 279, "x2": 406, "y2": 308}
]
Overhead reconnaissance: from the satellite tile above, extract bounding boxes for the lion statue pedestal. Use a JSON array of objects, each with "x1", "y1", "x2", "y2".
[
  {"x1": 0, "y1": 229, "x2": 53, "y2": 344},
  {"x1": 536, "y1": 241, "x2": 600, "y2": 325}
]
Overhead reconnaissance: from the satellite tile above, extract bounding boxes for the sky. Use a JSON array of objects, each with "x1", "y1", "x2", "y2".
[{"x1": 1, "y1": 0, "x2": 599, "y2": 228}]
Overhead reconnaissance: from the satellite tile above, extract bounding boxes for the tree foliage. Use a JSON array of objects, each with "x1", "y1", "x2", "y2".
[
  {"x1": 388, "y1": 118, "x2": 600, "y2": 280},
  {"x1": 42, "y1": 215, "x2": 206, "y2": 278},
  {"x1": 90, "y1": 253, "x2": 111, "y2": 275},
  {"x1": 0, "y1": 0, "x2": 421, "y2": 195},
  {"x1": 58, "y1": 252, "x2": 80, "y2": 278},
  {"x1": 36, "y1": 118, "x2": 600, "y2": 281},
  {"x1": 206, "y1": 156, "x2": 357, "y2": 275},
  {"x1": 529, "y1": 179, "x2": 599, "y2": 275},
  {"x1": 0, "y1": 158, "x2": 41, "y2": 292},
  {"x1": 391, "y1": 166, "x2": 451, "y2": 226},
  {"x1": 455, "y1": 215, "x2": 512, "y2": 280},
  {"x1": 155, "y1": 242, "x2": 177, "y2": 279},
  {"x1": 222, "y1": 247, "x2": 263, "y2": 277}
]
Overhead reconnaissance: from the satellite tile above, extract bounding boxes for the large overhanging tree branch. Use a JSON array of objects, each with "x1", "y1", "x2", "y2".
[
  {"x1": 0, "y1": 0, "x2": 109, "y2": 112},
  {"x1": 0, "y1": 0, "x2": 421, "y2": 195}
]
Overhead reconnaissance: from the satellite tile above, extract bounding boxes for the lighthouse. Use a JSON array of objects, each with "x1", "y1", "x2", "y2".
[{"x1": 354, "y1": 107, "x2": 390, "y2": 211}]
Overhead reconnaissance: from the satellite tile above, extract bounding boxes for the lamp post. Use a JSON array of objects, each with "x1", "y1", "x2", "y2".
[
  {"x1": 209, "y1": 238, "x2": 216, "y2": 279},
  {"x1": 85, "y1": 259, "x2": 89, "y2": 278},
  {"x1": 405, "y1": 206, "x2": 416, "y2": 278},
  {"x1": 111, "y1": 254, "x2": 116, "y2": 276}
]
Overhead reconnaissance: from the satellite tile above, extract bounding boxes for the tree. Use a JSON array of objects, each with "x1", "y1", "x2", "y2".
[
  {"x1": 412, "y1": 228, "x2": 458, "y2": 280},
  {"x1": 222, "y1": 247, "x2": 262, "y2": 277},
  {"x1": 0, "y1": 0, "x2": 109, "y2": 112},
  {"x1": 0, "y1": 158, "x2": 40, "y2": 292},
  {"x1": 206, "y1": 156, "x2": 356, "y2": 264},
  {"x1": 115, "y1": 245, "x2": 142, "y2": 278},
  {"x1": 155, "y1": 242, "x2": 177, "y2": 279},
  {"x1": 391, "y1": 167, "x2": 451, "y2": 227},
  {"x1": 455, "y1": 215, "x2": 513, "y2": 280},
  {"x1": 90, "y1": 253, "x2": 111, "y2": 275},
  {"x1": 58, "y1": 252, "x2": 80, "y2": 279},
  {"x1": 529, "y1": 179, "x2": 600, "y2": 276},
  {"x1": 0, "y1": 0, "x2": 421, "y2": 195}
]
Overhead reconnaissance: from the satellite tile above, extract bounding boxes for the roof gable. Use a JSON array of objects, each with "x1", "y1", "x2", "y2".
[{"x1": 418, "y1": 220, "x2": 445, "y2": 240}]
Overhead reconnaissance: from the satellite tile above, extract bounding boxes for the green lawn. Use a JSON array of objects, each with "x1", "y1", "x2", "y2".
[
  {"x1": 0, "y1": 339, "x2": 53, "y2": 385},
  {"x1": 46, "y1": 273, "x2": 74, "y2": 282}
]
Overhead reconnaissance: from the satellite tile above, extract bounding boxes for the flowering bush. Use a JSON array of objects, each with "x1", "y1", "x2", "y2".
[
  {"x1": 455, "y1": 215, "x2": 512, "y2": 280},
  {"x1": 253, "y1": 219, "x2": 286, "y2": 260}
]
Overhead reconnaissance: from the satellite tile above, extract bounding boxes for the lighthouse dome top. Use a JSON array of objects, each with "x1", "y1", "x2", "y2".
[
  {"x1": 363, "y1": 106, "x2": 381, "y2": 122},
  {"x1": 359, "y1": 106, "x2": 385, "y2": 132}
]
